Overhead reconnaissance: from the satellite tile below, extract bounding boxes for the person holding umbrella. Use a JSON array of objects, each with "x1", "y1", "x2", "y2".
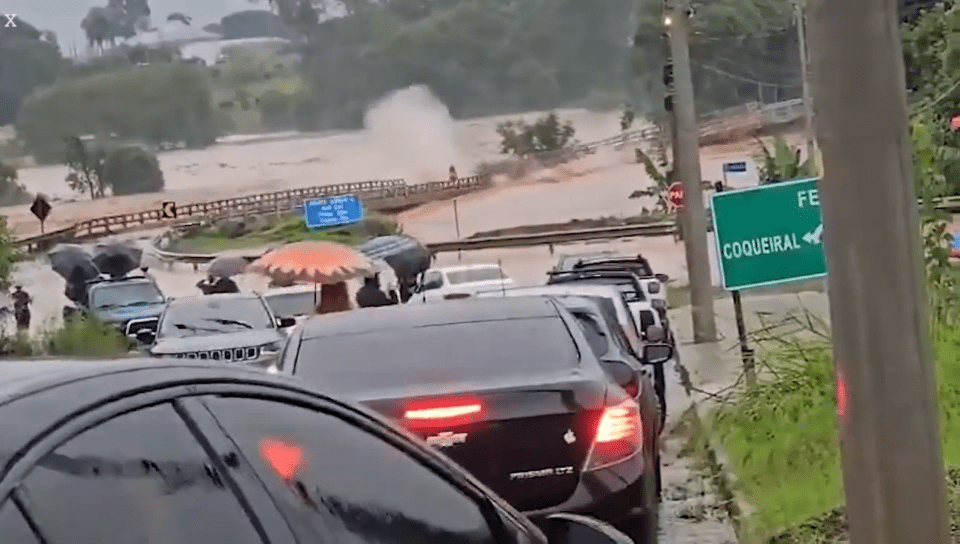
[
  {"x1": 246, "y1": 241, "x2": 374, "y2": 315},
  {"x1": 356, "y1": 273, "x2": 396, "y2": 308}
]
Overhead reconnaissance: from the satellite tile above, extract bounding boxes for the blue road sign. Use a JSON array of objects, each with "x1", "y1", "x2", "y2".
[
  {"x1": 723, "y1": 161, "x2": 748, "y2": 173},
  {"x1": 304, "y1": 194, "x2": 363, "y2": 229},
  {"x1": 953, "y1": 232, "x2": 960, "y2": 250}
]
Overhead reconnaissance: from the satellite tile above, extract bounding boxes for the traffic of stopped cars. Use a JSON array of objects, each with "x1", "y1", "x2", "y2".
[
  {"x1": 273, "y1": 297, "x2": 673, "y2": 542},
  {"x1": 0, "y1": 358, "x2": 635, "y2": 544},
  {"x1": 139, "y1": 293, "x2": 295, "y2": 365},
  {"x1": 477, "y1": 284, "x2": 670, "y2": 424}
]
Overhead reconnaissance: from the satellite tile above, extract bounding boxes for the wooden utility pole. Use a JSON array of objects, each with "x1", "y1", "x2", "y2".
[
  {"x1": 808, "y1": 0, "x2": 949, "y2": 542},
  {"x1": 795, "y1": 0, "x2": 817, "y2": 167},
  {"x1": 665, "y1": 2, "x2": 718, "y2": 343}
]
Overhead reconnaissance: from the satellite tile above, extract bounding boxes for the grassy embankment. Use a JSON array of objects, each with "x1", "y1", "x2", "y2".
[
  {"x1": 170, "y1": 213, "x2": 400, "y2": 254},
  {"x1": 700, "y1": 312, "x2": 960, "y2": 542}
]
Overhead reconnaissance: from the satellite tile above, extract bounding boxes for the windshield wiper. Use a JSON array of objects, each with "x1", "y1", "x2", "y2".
[
  {"x1": 173, "y1": 323, "x2": 223, "y2": 333},
  {"x1": 204, "y1": 318, "x2": 253, "y2": 329}
]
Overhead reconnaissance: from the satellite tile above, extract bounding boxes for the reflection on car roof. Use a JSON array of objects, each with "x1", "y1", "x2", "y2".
[
  {"x1": 170, "y1": 293, "x2": 261, "y2": 305},
  {"x1": 301, "y1": 296, "x2": 559, "y2": 339}
]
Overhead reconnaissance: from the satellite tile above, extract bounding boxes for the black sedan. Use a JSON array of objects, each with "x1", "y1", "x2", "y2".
[
  {"x1": 275, "y1": 297, "x2": 674, "y2": 542},
  {"x1": 0, "y1": 358, "x2": 632, "y2": 544}
]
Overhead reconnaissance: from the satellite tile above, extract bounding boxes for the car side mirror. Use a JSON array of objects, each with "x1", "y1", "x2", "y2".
[
  {"x1": 277, "y1": 317, "x2": 296, "y2": 328},
  {"x1": 643, "y1": 343, "x2": 674, "y2": 365},
  {"x1": 645, "y1": 324, "x2": 665, "y2": 343},
  {"x1": 601, "y1": 360, "x2": 639, "y2": 397},
  {"x1": 541, "y1": 513, "x2": 635, "y2": 544},
  {"x1": 655, "y1": 273, "x2": 669, "y2": 283},
  {"x1": 132, "y1": 329, "x2": 155, "y2": 344}
]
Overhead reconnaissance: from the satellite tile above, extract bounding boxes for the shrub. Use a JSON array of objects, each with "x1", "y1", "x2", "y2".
[
  {"x1": 40, "y1": 315, "x2": 133, "y2": 357},
  {"x1": 258, "y1": 90, "x2": 294, "y2": 129},
  {"x1": 103, "y1": 146, "x2": 165, "y2": 196},
  {"x1": 496, "y1": 112, "x2": 575, "y2": 156},
  {"x1": 292, "y1": 90, "x2": 322, "y2": 132}
]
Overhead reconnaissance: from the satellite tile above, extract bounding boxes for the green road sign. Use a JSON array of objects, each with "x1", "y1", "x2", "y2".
[{"x1": 711, "y1": 177, "x2": 826, "y2": 291}]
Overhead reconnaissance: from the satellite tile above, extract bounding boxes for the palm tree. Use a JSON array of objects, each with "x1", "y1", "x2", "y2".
[{"x1": 756, "y1": 135, "x2": 816, "y2": 184}]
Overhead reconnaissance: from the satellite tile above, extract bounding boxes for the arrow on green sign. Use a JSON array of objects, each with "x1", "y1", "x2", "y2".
[{"x1": 802, "y1": 223, "x2": 823, "y2": 245}]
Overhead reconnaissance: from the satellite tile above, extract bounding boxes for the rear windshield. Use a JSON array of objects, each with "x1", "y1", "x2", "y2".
[
  {"x1": 446, "y1": 268, "x2": 507, "y2": 284},
  {"x1": 265, "y1": 291, "x2": 317, "y2": 317},
  {"x1": 294, "y1": 317, "x2": 578, "y2": 390},
  {"x1": 572, "y1": 312, "x2": 608, "y2": 358}
]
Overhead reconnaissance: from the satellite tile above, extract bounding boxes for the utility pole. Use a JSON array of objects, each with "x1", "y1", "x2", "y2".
[
  {"x1": 794, "y1": 0, "x2": 817, "y2": 168},
  {"x1": 665, "y1": 2, "x2": 718, "y2": 343},
  {"x1": 807, "y1": 0, "x2": 949, "y2": 542}
]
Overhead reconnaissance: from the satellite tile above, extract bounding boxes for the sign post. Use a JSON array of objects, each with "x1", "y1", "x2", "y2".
[
  {"x1": 30, "y1": 196, "x2": 51, "y2": 234},
  {"x1": 304, "y1": 194, "x2": 364, "y2": 229},
  {"x1": 711, "y1": 177, "x2": 826, "y2": 385}
]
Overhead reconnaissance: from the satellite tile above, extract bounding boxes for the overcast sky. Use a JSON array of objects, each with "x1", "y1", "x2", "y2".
[{"x1": 10, "y1": 0, "x2": 261, "y2": 51}]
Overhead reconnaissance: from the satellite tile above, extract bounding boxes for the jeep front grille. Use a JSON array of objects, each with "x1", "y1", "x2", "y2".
[
  {"x1": 174, "y1": 347, "x2": 260, "y2": 361},
  {"x1": 125, "y1": 318, "x2": 159, "y2": 336}
]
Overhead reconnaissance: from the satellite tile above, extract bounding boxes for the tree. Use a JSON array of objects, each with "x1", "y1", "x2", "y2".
[
  {"x1": 0, "y1": 216, "x2": 18, "y2": 291},
  {"x1": 258, "y1": 90, "x2": 294, "y2": 129},
  {"x1": 496, "y1": 112, "x2": 576, "y2": 156},
  {"x1": 17, "y1": 63, "x2": 220, "y2": 163},
  {"x1": 220, "y1": 10, "x2": 296, "y2": 39},
  {"x1": 63, "y1": 136, "x2": 108, "y2": 199},
  {"x1": 628, "y1": 147, "x2": 674, "y2": 210},
  {"x1": 0, "y1": 159, "x2": 30, "y2": 206},
  {"x1": 103, "y1": 146, "x2": 165, "y2": 195},
  {"x1": 756, "y1": 135, "x2": 815, "y2": 184},
  {"x1": 0, "y1": 18, "x2": 64, "y2": 125}
]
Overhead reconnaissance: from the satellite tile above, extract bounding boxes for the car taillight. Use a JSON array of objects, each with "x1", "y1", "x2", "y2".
[
  {"x1": 583, "y1": 398, "x2": 642, "y2": 471},
  {"x1": 622, "y1": 378, "x2": 640, "y2": 398},
  {"x1": 403, "y1": 397, "x2": 483, "y2": 428}
]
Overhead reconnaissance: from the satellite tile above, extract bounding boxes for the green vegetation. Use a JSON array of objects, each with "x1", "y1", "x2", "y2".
[
  {"x1": 171, "y1": 214, "x2": 401, "y2": 254},
  {"x1": 17, "y1": 63, "x2": 220, "y2": 164},
  {"x1": 496, "y1": 112, "x2": 576, "y2": 156},
  {"x1": 0, "y1": 316, "x2": 135, "y2": 358},
  {"x1": 0, "y1": 158, "x2": 30, "y2": 206},
  {"x1": 756, "y1": 135, "x2": 816, "y2": 184},
  {"x1": 63, "y1": 137, "x2": 165, "y2": 198}
]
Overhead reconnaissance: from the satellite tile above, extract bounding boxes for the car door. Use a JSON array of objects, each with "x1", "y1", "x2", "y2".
[
  {"x1": 196, "y1": 393, "x2": 546, "y2": 544},
  {"x1": 0, "y1": 399, "x2": 296, "y2": 544}
]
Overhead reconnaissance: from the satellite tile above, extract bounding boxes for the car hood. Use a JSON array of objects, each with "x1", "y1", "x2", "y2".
[
  {"x1": 151, "y1": 329, "x2": 284, "y2": 354},
  {"x1": 92, "y1": 303, "x2": 165, "y2": 324}
]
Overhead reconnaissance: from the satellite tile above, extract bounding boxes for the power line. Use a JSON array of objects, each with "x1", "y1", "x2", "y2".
[{"x1": 694, "y1": 61, "x2": 801, "y2": 87}]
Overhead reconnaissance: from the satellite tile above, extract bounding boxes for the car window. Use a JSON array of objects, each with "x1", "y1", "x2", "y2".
[
  {"x1": 20, "y1": 404, "x2": 265, "y2": 544},
  {"x1": 89, "y1": 281, "x2": 164, "y2": 309},
  {"x1": 265, "y1": 291, "x2": 316, "y2": 318},
  {"x1": 0, "y1": 502, "x2": 40, "y2": 544},
  {"x1": 446, "y1": 267, "x2": 507, "y2": 284},
  {"x1": 204, "y1": 397, "x2": 498, "y2": 544},
  {"x1": 159, "y1": 297, "x2": 275, "y2": 338},
  {"x1": 295, "y1": 317, "x2": 579, "y2": 391},
  {"x1": 572, "y1": 312, "x2": 608, "y2": 358}
]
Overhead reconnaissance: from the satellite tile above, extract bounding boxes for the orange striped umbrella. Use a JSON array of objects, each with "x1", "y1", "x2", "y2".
[{"x1": 246, "y1": 241, "x2": 374, "y2": 285}]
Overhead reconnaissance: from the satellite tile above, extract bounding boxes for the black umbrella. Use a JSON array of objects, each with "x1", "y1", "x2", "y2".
[
  {"x1": 358, "y1": 235, "x2": 431, "y2": 279},
  {"x1": 92, "y1": 242, "x2": 143, "y2": 279},
  {"x1": 207, "y1": 256, "x2": 252, "y2": 278},
  {"x1": 48, "y1": 244, "x2": 99, "y2": 282}
]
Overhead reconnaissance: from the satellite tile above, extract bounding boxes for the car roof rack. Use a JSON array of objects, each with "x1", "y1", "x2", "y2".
[{"x1": 546, "y1": 269, "x2": 645, "y2": 288}]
